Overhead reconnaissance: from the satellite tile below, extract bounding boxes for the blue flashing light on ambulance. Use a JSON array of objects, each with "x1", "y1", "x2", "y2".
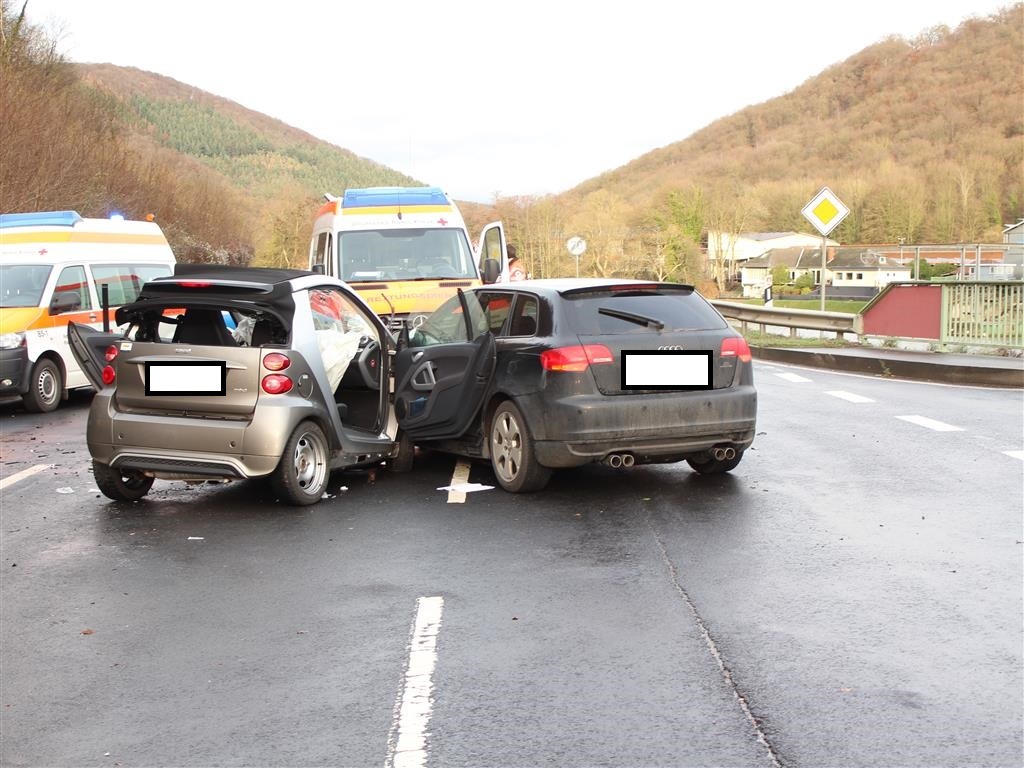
[{"x1": 309, "y1": 186, "x2": 511, "y2": 329}]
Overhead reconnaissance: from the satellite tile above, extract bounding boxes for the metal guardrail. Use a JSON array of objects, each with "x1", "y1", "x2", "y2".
[{"x1": 711, "y1": 301, "x2": 858, "y2": 337}]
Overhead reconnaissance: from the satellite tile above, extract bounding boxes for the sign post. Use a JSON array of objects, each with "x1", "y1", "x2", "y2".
[
  {"x1": 566, "y1": 236, "x2": 587, "y2": 278},
  {"x1": 801, "y1": 187, "x2": 849, "y2": 312}
]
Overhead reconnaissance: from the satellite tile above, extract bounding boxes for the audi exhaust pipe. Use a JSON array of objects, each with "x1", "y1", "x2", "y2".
[
  {"x1": 604, "y1": 453, "x2": 636, "y2": 468},
  {"x1": 712, "y1": 446, "x2": 737, "y2": 461}
]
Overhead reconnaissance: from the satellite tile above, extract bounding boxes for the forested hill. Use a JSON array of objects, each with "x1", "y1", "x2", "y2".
[
  {"x1": 76, "y1": 64, "x2": 416, "y2": 204},
  {"x1": 563, "y1": 4, "x2": 1022, "y2": 245}
]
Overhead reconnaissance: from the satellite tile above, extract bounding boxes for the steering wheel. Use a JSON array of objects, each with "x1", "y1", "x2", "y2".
[{"x1": 355, "y1": 336, "x2": 382, "y2": 390}]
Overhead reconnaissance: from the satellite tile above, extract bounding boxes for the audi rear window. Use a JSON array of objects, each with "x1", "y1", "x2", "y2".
[{"x1": 562, "y1": 286, "x2": 727, "y2": 334}]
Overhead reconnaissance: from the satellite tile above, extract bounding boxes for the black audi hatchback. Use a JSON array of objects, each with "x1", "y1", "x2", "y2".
[{"x1": 396, "y1": 279, "x2": 757, "y2": 492}]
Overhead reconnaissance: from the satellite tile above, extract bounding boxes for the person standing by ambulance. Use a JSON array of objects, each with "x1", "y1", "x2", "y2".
[{"x1": 507, "y1": 244, "x2": 527, "y2": 281}]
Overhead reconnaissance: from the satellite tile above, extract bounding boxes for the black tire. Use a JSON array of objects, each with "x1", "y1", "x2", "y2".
[
  {"x1": 271, "y1": 421, "x2": 330, "y2": 505},
  {"x1": 489, "y1": 400, "x2": 551, "y2": 493},
  {"x1": 388, "y1": 430, "x2": 415, "y2": 473},
  {"x1": 22, "y1": 358, "x2": 62, "y2": 413},
  {"x1": 93, "y1": 460, "x2": 154, "y2": 502},
  {"x1": 687, "y1": 450, "x2": 744, "y2": 475}
]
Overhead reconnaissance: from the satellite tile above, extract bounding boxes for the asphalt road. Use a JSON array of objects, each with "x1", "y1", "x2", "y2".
[{"x1": 1, "y1": 363, "x2": 1022, "y2": 768}]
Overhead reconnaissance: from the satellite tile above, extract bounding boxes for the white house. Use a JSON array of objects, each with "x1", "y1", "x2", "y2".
[
  {"x1": 828, "y1": 249, "x2": 911, "y2": 289},
  {"x1": 741, "y1": 247, "x2": 912, "y2": 297},
  {"x1": 740, "y1": 247, "x2": 824, "y2": 297},
  {"x1": 706, "y1": 231, "x2": 837, "y2": 264}
]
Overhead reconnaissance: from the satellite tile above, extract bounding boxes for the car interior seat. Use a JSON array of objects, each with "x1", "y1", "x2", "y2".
[
  {"x1": 249, "y1": 319, "x2": 281, "y2": 347},
  {"x1": 510, "y1": 314, "x2": 537, "y2": 336},
  {"x1": 172, "y1": 309, "x2": 236, "y2": 346}
]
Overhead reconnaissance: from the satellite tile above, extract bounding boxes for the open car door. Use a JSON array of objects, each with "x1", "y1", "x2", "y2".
[
  {"x1": 476, "y1": 221, "x2": 509, "y2": 283},
  {"x1": 67, "y1": 322, "x2": 127, "y2": 391},
  {"x1": 392, "y1": 290, "x2": 496, "y2": 441}
]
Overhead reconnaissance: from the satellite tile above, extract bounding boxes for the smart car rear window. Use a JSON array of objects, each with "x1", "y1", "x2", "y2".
[{"x1": 562, "y1": 286, "x2": 726, "y2": 334}]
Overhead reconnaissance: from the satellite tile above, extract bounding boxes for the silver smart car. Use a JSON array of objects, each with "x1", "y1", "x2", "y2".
[{"x1": 69, "y1": 265, "x2": 410, "y2": 505}]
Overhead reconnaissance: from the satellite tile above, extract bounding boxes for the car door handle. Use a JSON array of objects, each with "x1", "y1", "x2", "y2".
[{"x1": 411, "y1": 362, "x2": 436, "y2": 391}]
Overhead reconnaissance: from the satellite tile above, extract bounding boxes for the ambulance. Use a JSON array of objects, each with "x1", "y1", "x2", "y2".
[
  {"x1": 309, "y1": 186, "x2": 510, "y2": 330},
  {"x1": 0, "y1": 211, "x2": 176, "y2": 411}
]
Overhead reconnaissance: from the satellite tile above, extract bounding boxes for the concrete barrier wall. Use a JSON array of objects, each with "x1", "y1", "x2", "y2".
[{"x1": 860, "y1": 283, "x2": 942, "y2": 340}]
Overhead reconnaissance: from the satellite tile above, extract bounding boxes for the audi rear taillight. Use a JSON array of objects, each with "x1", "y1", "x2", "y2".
[
  {"x1": 540, "y1": 344, "x2": 615, "y2": 372},
  {"x1": 721, "y1": 336, "x2": 752, "y2": 363},
  {"x1": 261, "y1": 374, "x2": 292, "y2": 394}
]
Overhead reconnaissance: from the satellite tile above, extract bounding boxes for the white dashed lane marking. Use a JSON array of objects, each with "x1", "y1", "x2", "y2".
[
  {"x1": 896, "y1": 415, "x2": 965, "y2": 432},
  {"x1": 825, "y1": 390, "x2": 875, "y2": 404},
  {"x1": 774, "y1": 372, "x2": 813, "y2": 383},
  {"x1": 386, "y1": 596, "x2": 444, "y2": 768},
  {"x1": 446, "y1": 460, "x2": 471, "y2": 503},
  {"x1": 0, "y1": 463, "x2": 51, "y2": 491}
]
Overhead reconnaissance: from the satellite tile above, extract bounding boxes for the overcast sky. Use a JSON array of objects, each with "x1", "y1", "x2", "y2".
[{"x1": 23, "y1": 0, "x2": 1012, "y2": 203}]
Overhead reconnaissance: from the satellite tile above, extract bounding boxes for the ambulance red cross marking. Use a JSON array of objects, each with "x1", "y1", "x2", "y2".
[
  {"x1": 38, "y1": 248, "x2": 48, "y2": 256},
  {"x1": 437, "y1": 217, "x2": 448, "y2": 226}
]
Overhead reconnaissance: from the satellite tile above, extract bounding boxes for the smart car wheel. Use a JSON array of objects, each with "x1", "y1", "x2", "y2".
[
  {"x1": 93, "y1": 461, "x2": 154, "y2": 502},
  {"x1": 22, "y1": 358, "x2": 62, "y2": 413},
  {"x1": 272, "y1": 421, "x2": 330, "y2": 505},
  {"x1": 489, "y1": 401, "x2": 551, "y2": 493},
  {"x1": 687, "y1": 450, "x2": 745, "y2": 475}
]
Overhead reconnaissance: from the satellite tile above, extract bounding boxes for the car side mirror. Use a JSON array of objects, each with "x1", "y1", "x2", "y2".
[
  {"x1": 482, "y1": 258, "x2": 500, "y2": 284},
  {"x1": 311, "y1": 264, "x2": 325, "y2": 275},
  {"x1": 49, "y1": 291, "x2": 80, "y2": 315}
]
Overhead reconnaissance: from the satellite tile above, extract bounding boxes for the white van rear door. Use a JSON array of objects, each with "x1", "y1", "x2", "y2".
[{"x1": 476, "y1": 222, "x2": 508, "y2": 283}]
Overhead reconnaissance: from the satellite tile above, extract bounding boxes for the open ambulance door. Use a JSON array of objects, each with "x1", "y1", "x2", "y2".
[{"x1": 476, "y1": 222, "x2": 509, "y2": 284}]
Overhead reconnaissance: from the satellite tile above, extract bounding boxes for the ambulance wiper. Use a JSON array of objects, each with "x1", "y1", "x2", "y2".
[{"x1": 598, "y1": 307, "x2": 665, "y2": 330}]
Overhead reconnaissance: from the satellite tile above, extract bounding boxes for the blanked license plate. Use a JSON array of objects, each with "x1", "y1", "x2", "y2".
[
  {"x1": 145, "y1": 361, "x2": 227, "y2": 396},
  {"x1": 621, "y1": 350, "x2": 712, "y2": 390}
]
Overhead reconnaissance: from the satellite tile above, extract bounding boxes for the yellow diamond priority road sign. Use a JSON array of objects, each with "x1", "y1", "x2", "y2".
[{"x1": 801, "y1": 186, "x2": 849, "y2": 236}]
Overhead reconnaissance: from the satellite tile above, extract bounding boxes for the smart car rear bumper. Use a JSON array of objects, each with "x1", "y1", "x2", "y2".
[
  {"x1": 520, "y1": 385, "x2": 757, "y2": 468},
  {"x1": 85, "y1": 390, "x2": 315, "y2": 480}
]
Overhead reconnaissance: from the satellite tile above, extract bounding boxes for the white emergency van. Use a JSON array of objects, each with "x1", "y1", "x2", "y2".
[
  {"x1": 0, "y1": 211, "x2": 176, "y2": 411},
  {"x1": 309, "y1": 186, "x2": 510, "y2": 330}
]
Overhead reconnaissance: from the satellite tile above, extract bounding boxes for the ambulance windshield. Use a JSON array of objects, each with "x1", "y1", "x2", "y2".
[{"x1": 338, "y1": 228, "x2": 476, "y2": 282}]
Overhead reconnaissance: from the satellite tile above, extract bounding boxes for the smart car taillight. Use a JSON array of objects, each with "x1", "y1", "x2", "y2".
[
  {"x1": 263, "y1": 352, "x2": 290, "y2": 371},
  {"x1": 540, "y1": 344, "x2": 615, "y2": 372},
  {"x1": 261, "y1": 374, "x2": 292, "y2": 394},
  {"x1": 101, "y1": 365, "x2": 116, "y2": 385},
  {"x1": 720, "y1": 336, "x2": 752, "y2": 363},
  {"x1": 104, "y1": 345, "x2": 118, "y2": 362}
]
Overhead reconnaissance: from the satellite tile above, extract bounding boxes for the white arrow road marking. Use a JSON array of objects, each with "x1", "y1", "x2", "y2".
[
  {"x1": 896, "y1": 415, "x2": 965, "y2": 432},
  {"x1": 0, "y1": 463, "x2": 51, "y2": 491},
  {"x1": 386, "y1": 596, "x2": 445, "y2": 768},
  {"x1": 774, "y1": 372, "x2": 813, "y2": 383},
  {"x1": 826, "y1": 390, "x2": 875, "y2": 404}
]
